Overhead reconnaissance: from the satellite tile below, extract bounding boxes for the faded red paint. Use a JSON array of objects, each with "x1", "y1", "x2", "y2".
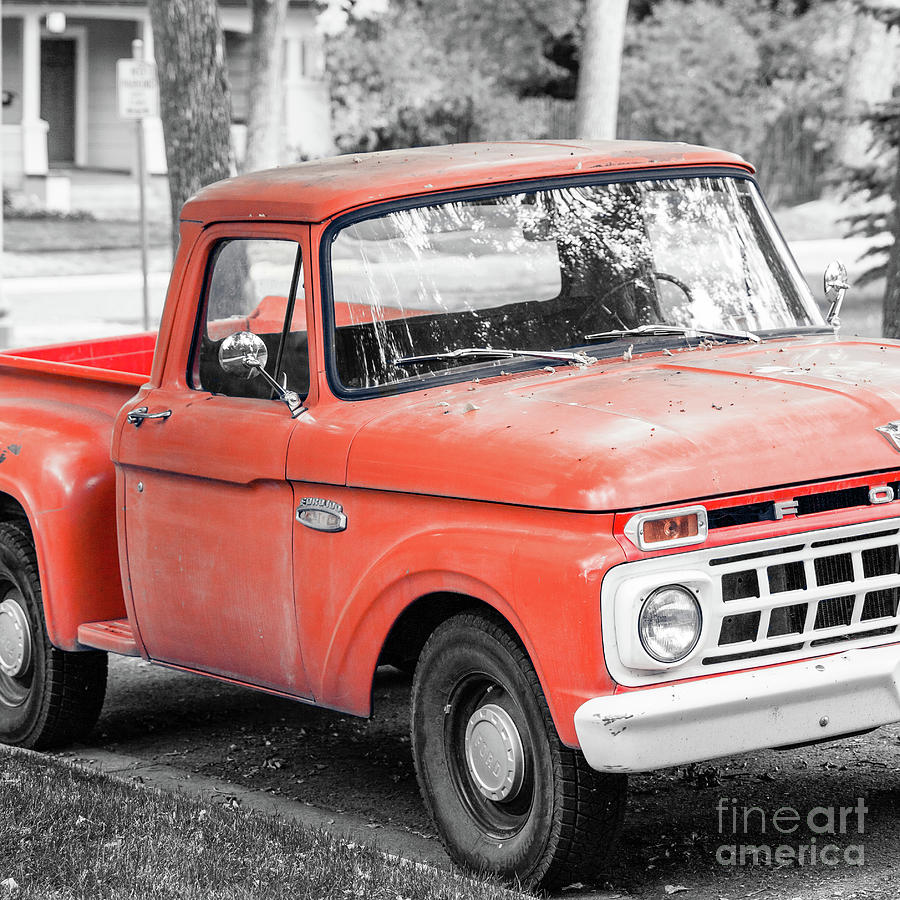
[{"x1": 182, "y1": 140, "x2": 752, "y2": 224}]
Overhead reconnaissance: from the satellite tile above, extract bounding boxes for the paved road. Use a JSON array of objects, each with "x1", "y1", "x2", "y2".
[{"x1": 0, "y1": 271, "x2": 169, "y2": 348}]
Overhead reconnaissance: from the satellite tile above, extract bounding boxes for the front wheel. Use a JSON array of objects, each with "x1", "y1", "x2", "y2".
[
  {"x1": 411, "y1": 613, "x2": 627, "y2": 889},
  {"x1": 0, "y1": 522, "x2": 107, "y2": 749}
]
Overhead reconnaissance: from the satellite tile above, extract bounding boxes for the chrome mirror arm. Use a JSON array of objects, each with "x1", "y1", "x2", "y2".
[
  {"x1": 218, "y1": 332, "x2": 306, "y2": 418},
  {"x1": 244, "y1": 357, "x2": 306, "y2": 418}
]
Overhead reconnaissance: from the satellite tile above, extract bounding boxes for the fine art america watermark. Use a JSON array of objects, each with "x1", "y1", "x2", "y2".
[{"x1": 716, "y1": 797, "x2": 867, "y2": 867}]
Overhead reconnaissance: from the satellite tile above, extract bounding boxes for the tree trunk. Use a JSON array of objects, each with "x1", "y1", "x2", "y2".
[
  {"x1": 148, "y1": 0, "x2": 233, "y2": 249},
  {"x1": 839, "y1": 4, "x2": 900, "y2": 168},
  {"x1": 575, "y1": 0, "x2": 629, "y2": 140},
  {"x1": 883, "y1": 146, "x2": 900, "y2": 338},
  {"x1": 243, "y1": 0, "x2": 289, "y2": 174}
]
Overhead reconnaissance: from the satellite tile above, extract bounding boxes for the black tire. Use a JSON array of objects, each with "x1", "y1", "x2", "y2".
[
  {"x1": 0, "y1": 521, "x2": 107, "y2": 749},
  {"x1": 411, "y1": 612, "x2": 627, "y2": 889}
]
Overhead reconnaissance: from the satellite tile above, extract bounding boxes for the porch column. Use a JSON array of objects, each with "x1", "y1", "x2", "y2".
[
  {"x1": 284, "y1": 34, "x2": 332, "y2": 159},
  {"x1": 20, "y1": 12, "x2": 48, "y2": 176}
]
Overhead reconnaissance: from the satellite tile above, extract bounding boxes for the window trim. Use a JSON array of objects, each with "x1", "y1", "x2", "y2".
[{"x1": 187, "y1": 235, "x2": 305, "y2": 401}]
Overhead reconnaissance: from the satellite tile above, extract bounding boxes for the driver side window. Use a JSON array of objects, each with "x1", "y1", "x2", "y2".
[{"x1": 194, "y1": 239, "x2": 309, "y2": 400}]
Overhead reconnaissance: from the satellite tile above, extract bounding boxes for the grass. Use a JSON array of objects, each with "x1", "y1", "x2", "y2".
[
  {"x1": 0, "y1": 747, "x2": 528, "y2": 900},
  {"x1": 4, "y1": 217, "x2": 171, "y2": 253}
]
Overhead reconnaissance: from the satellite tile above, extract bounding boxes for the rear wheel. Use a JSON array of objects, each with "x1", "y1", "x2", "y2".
[
  {"x1": 411, "y1": 612, "x2": 627, "y2": 889},
  {"x1": 0, "y1": 522, "x2": 106, "y2": 749}
]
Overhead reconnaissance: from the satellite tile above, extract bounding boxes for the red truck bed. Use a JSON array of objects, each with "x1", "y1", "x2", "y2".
[{"x1": 3, "y1": 333, "x2": 155, "y2": 381}]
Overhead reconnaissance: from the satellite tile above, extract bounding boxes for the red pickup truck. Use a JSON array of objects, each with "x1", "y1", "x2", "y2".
[{"x1": 0, "y1": 140, "x2": 896, "y2": 887}]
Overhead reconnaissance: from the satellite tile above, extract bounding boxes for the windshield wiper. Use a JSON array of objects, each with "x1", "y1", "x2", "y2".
[
  {"x1": 584, "y1": 324, "x2": 761, "y2": 344},
  {"x1": 393, "y1": 347, "x2": 595, "y2": 368}
]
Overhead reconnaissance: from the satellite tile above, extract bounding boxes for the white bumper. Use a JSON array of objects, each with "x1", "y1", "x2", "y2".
[{"x1": 574, "y1": 643, "x2": 900, "y2": 773}]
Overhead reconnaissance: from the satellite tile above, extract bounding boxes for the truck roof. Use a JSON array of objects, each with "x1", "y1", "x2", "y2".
[{"x1": 181, "y1": 140, "x2": 753, "y2": 225}]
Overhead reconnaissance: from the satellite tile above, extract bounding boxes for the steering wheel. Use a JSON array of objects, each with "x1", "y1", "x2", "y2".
[{"x1": 576, "y1": 271, "x2": 694, "y2": 333}]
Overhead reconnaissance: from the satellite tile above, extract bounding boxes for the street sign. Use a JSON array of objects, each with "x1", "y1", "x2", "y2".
[
  {"x1": 116, "y1": 58, "x2": 159, "y2": 120},
  {"x1": 119, "y1": 40, "x2": 157, "y2": 332}
]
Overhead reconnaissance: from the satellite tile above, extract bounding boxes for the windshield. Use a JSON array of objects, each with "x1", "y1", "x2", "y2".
[{"x1": 328, "y1": 175, "x2": 822, "y2": 390}]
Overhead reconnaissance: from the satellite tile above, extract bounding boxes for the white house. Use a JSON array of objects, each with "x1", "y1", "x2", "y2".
[{"x1": 2, "y1": 0, "x2": 332, "y2": 197}]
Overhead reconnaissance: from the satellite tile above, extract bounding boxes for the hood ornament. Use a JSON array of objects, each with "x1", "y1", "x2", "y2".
[{"x1": 876, "y1": 421, "x2": 900, "y2": 451}]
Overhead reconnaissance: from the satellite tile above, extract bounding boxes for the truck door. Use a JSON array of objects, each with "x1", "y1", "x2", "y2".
[{"x1": 113, "y1": 232, "x2": 312, "y2": 698}]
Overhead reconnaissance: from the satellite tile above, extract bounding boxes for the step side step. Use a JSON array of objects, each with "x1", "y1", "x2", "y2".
[{"x1": 77, "y1": 618, "x2": 139, "y2": 656}]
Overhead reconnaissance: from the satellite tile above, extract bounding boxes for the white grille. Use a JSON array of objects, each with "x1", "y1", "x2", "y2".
[{"x1": 602, "y1": 518, "x2": 900, "y2": 687}]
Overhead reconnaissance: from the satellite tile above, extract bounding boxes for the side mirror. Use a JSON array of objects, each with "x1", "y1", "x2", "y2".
[
  {"x1": 218, "y1": 331, "x2": 306, "y2": 418},
  {"x1": 824, "y1": 260, "x2": 850, "y2": 329},
  {"x1": 218, "y1": 330, "x2": 268, "y2": 378}
]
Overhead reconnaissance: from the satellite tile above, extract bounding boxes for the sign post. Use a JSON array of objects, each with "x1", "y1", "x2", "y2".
[
  {"x1": 117, "y1": 40, "x2": 159, "y2": 332},
  {"x1": 0, "y1": 8, "x2": 9, "y2": 349}
]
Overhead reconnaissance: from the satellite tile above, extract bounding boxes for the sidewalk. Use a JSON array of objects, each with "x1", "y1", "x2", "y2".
[
  {"x1": 3, "y1": 245, "x2": 174, "y2": 279},
  {"x1": 1, "y1": 242, "x2": 172, "y2": 349}
]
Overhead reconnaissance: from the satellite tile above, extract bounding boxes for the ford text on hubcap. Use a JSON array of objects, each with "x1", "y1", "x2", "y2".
[{"x1": 464, "y1": 702, "x2": 525, "y2": 801}]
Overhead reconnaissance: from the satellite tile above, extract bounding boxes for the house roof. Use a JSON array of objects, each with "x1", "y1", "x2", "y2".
[{"x1": 181, "y1": 140, "x2": 754, "y2": 225}]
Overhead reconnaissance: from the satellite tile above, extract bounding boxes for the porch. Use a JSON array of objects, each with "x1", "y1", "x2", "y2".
[{"x1": 2, "y1": 2, "x2": 332, "y2": 204}]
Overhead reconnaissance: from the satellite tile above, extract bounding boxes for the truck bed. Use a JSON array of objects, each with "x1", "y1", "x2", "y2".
[
  {"x1": 0, "y1": 332, "x2": 154, "y2": 413},
  {"x1": 3, "y1": 332, "x2": 155, "y2": 380},
  {"x1": 0, "y1": 332, "x2": 156, "y2": 649}
]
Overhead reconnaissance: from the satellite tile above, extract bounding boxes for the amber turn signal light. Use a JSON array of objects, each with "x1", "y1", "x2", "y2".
[
  {"x1": 623, "y1": 506, "x2": 708, "y2": 551},
  {"x1": 643, "y1": 514, "x2": 699, "y2": 544}
]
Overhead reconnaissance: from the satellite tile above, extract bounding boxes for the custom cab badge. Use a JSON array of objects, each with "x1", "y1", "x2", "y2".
[
  {"x1": 876, "y1": 421, "x2": 900, "y2": 452},
  {"x1": 296, "y1": 498, "x2": 348, "y2": 533}
]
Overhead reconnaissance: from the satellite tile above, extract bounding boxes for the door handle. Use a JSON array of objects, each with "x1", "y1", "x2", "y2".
[{"x1": 126, "y1": 406, "x2": 172, "y2": 427}]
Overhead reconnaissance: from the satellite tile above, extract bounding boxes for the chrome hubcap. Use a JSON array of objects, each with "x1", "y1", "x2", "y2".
[
  {"x1": 0, "y1": 593, "x2": 31, "y2": 678},
  {"x1": 464, "y1": 702, "x2": 525, "y2": 802}
]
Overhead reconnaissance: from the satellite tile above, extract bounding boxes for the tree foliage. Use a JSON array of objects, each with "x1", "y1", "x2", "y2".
[
  {"x1": 325, "y1": 0, "x2": 579, "y2": 151},
  {"x1": 619, "y1": 0, "x2": 847, "y2": 164},
  {"x1": 842, "y1": 4, "x2": 900, "y2": 335},
  {"x1": 843, "y1": 99, "x2": 896, "y2": 286},
  {"x1": 326, "y1": 0, "x2": 847, "y2": 174}
]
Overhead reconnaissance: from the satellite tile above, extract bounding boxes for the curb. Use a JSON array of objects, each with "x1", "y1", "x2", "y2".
[{"x1": 54, "y1": 747, "x2": 450, "y2": 870}]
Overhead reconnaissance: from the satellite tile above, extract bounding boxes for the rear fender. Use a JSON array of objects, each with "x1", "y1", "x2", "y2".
[{"x1": 0, "y1": 406, "x2": 125, "y2": 649}]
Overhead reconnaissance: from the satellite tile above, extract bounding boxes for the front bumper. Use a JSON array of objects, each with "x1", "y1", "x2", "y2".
[{"x1": 573, "y1": 643, "x2": 900, "y2": 773}]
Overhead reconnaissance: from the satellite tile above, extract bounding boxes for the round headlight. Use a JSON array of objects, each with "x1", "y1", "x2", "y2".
[{"x1": 638, "y1": 585, "x2": 702, "y2": 663}]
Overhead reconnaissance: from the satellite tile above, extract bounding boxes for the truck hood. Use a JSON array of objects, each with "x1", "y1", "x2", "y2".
[{"x1": 346, "y1": 336, "x2": 900, "y2": 511}]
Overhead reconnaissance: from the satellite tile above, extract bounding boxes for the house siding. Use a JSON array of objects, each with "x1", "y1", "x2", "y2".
[
  {"x1": 2, "y1": 1, "x2": 331, "y2": 192},
  {"x1": 82, "y1": 18, "x2": 136, "y2": 170},
  {"x1": 2, "y1": 20, "x2": 25, "y2": 181},
  {"x1": 2, "y1": 18, "x2": 23, "y2": 126}
]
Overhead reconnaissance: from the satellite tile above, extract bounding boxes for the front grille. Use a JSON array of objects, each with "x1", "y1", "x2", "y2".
[
  {"x1": 797, "y1": 486, "x2": 870, "y2": 516},
  {"x1": 707, "y1": 482, "x2": 900, "y2": 530},
  {"x1": 703, "y1": 524, "x2": 900, "y2": 666},
  {"x1": 603, "y1": 518, "x2": 900, "y2": 688}
]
